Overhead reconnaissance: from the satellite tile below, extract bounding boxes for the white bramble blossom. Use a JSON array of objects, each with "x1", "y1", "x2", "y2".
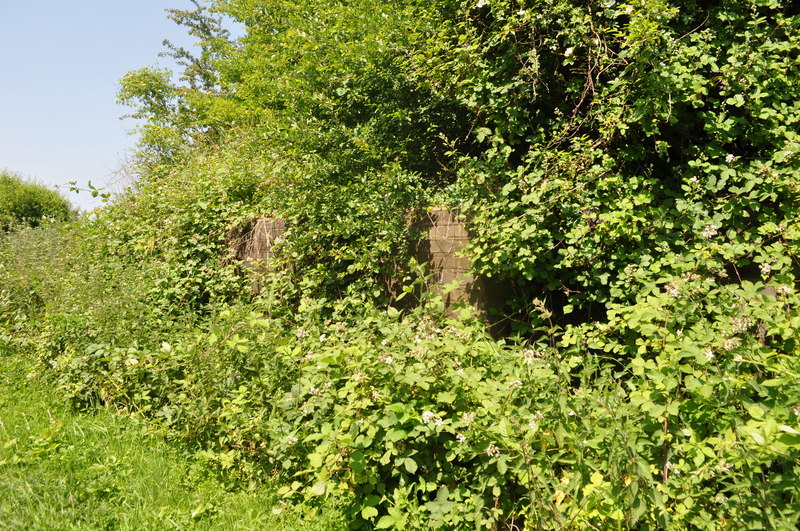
[
  {"x1": 286, "y1": 435, "x2": 299, "y2": 444},
  {"x1": 704, "y1": 349, "x2": 715, "y2": 361},
  {"x1": 759, "y1": 263, "x2": 772, "y2": 276},
  {"x1": 731, "y1": 316, "x2": 753, "y2": 334},
  {"x1": 702, "y1": 224, "x2": 719, "y2": 239},
  {"x1": 528, "y1": 412, "x2": 544, "y2": 431},
  {"x1": 725, "y1": 153, "x2": 735, "y2": 163},
  {"x1": 522, "y1": 349, "x2": 540, "y2": 365},
  {"x1": 723, "y1": 338, "x2": 742, "y2": 351},
  {"x1": 456, "y1": 433, "x2": 467, "y2": 443},
  {"x1": 666, "y1": 282, "x2": 680, "y2": 298},
  {"x1": 462, "y1": 412, "x2": 476, "y2": 426},
  {"x1": 508, "y1": 380, "x2": 523, "y2": 389},
  {"x1": 422, "y1": 411, "x2": 436, "y2": 424},
  {"x1": 486, "y1": 444, "x2": 500, "y2": 457}
]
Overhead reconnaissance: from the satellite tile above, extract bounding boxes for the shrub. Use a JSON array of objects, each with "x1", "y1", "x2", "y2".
[{"x1": 0, "y1": 170, "x2": 74, "y2": 230}]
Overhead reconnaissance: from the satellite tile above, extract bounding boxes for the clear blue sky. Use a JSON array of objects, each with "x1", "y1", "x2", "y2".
[{"x1": 0, "y1": 1, "x2": 211, "y2": 211}]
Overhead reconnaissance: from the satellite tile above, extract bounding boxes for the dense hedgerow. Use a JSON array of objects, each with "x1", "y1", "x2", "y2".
[{"x1": 2, "y1": 0, "x2": 800, "y2": 528}]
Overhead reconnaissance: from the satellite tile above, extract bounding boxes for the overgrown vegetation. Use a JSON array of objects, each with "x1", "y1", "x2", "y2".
[
  {"x1": 0, "y1": 344, "x2": 347, "y2": 529},
  {"x1": 2, "y1": 0, "x2": 800, "y2": 528}
]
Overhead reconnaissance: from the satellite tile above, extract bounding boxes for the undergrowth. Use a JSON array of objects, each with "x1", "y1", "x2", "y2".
[{"x1": 0, "y1": 340, "x2": 347, "y2": 530}]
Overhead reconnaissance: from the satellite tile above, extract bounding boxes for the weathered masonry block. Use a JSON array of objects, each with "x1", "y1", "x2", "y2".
[
  {"x1": 234, "y1": 210, "x2": 508, "y2": 316},
  {"x1": 232, "y1": 217, "x2": 285, "y2": 292},
  {"x1": 412, "y1": 208, "x2": 508, "y2": 316}
]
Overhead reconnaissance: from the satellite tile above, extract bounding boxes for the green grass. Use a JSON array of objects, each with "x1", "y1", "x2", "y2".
[{"x1": 0, "y1": 349, "x2": 347, "y2": 530}]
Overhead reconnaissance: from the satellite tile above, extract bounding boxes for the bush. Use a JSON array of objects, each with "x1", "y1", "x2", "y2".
[{"x1": 0, "y1": 170, "x2": 74, "y2": 230}]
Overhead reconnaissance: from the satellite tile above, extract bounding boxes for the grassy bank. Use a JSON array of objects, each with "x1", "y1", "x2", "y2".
[{"x1": 0, "y1": 349, "x2": 345, "y2": 530}]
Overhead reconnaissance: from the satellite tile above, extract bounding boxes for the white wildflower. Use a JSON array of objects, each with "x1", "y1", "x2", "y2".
[
  {"x1": 456, "y1": 433, "x2": 467, "y2": 443},
  {"x1": 702, "y1": 224, "x2": 719, "y2": 239},
  {"x1": 522, "y1": 348, "x2": 540, "y2": 365},
  {"x1": 731, "y1": 316, "x2": 753, "y2": 334},
  {"x1": 528, "y1": 412, "x2": 543, "y2": 431},
  {"x1": 759, "y1": 263, "x2": 772, "y2": 276},
  {"x1": 318, "y1": 334, "x2": 327, "y2": 342},
  {"x1": 564, "y1": 47, "x2": 574, "y2": 57},
  {"x1": 722, "y1": 338, "x2": 741, "y2": 351},
  {"x1": 704, "y1": 349, "x2": 715, "y2": 361},
  {"x1": 462, "y1": 412, "x2": 476, "y2": 426},
  {"x1": 777, "y1": 285, "x2": 792, "y2": 295},
  {"x1": 422, "y1": 411, "x2": 436, "y2": 424},
  {"x1": 725, "y1": 153, "x2": 735, "y2": 163},
  {"x1": 666, "y1": 282, "x2": 680, "y2": 298},
  {"x1": 508, "y1": 380, "x2": 523, "y2": 389},
  {"x1": 486, "y1": 443, "x2": 500, "y2": 457},
  {"x1": 715, "y1": 461, "x2": 732, "y2": 473},
  {"x1": 380, "y1": 338, "x2": 389, "y2": 346},
  {"x1": 286, "y1": 435, "x2": 299, "y2": 444},
  {"x1": 295, "y1": 328, "x2": 307, "y2": 339}
]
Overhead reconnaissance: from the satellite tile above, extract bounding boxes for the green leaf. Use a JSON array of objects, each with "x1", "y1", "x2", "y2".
[
  {"x1": 375, "y1": 515, "x2": 397, "y2": 529},
  {"x1": 309, "y1": 480, "x2": 327, "y2": 496},
  {"x1": 361, "y1": 506, "x2": 379, "y2": 519}
]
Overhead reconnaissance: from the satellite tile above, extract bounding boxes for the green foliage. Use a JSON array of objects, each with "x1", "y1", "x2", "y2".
[
  {"x1": 4, "y1": 0, "x2": 800, "y2": 528},
  {"x1": 0, "y1": 346, "x2": 347, "y2": 530},
  {"x1": 0, "y1": 170, "x2": 74, "y2": 230},
  {"x1": 416, "y1": 0, "x2": 800, "y2": 321}
]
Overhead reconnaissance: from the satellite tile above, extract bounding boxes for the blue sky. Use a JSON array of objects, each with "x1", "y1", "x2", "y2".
[{"x1": 0, "y1": 1, "x2": 209, "y2": 210}]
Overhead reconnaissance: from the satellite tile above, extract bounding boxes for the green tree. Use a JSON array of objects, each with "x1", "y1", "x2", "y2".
[{"x1": 0, "y1": 170, "x2": 74, "y2": 230}]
